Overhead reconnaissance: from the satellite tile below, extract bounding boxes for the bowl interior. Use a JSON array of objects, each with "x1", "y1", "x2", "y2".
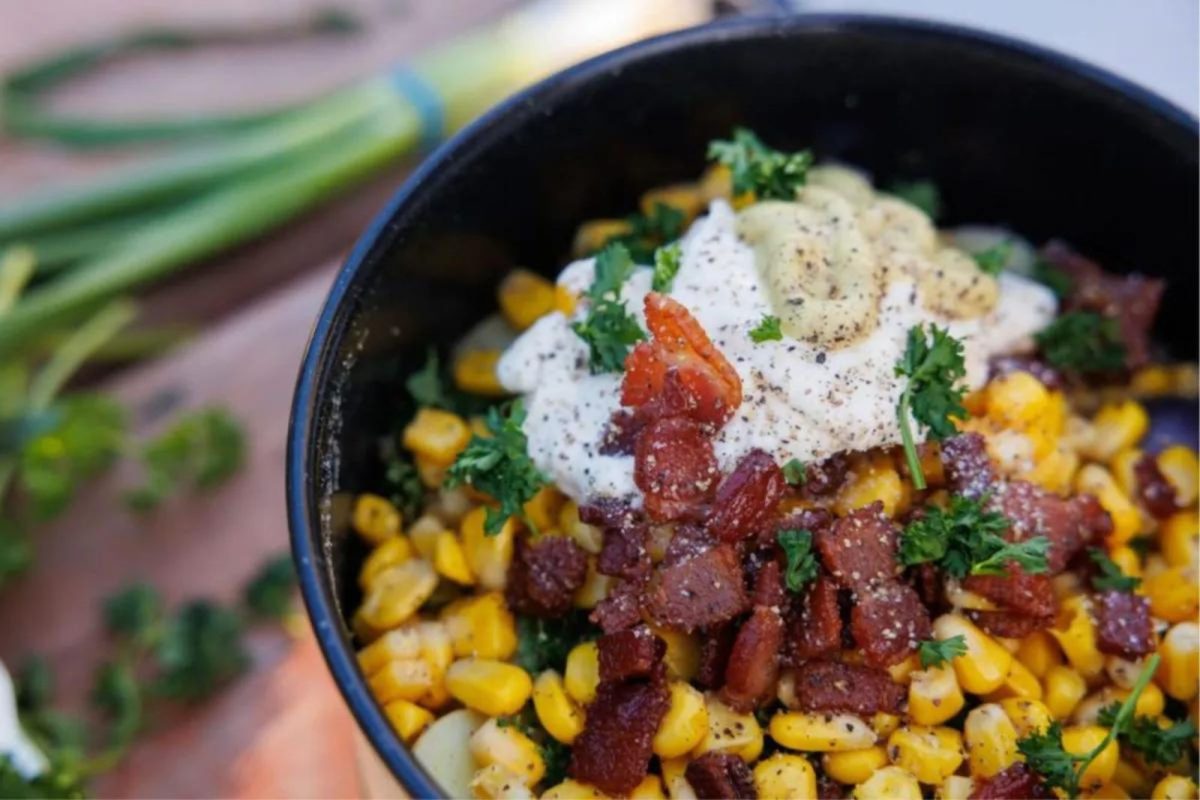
[{"x1": 288, "y1": 14, "x2": 1198, "y2": 794}]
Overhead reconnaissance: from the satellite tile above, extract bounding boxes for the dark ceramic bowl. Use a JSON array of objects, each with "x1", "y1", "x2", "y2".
[{"x1": 287, "y1": 14, "x2": 1198, "y2": 797}]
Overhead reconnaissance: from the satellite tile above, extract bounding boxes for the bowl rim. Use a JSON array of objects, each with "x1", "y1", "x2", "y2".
[{"x1": 287, "y1": 12, "x2": 1197, "y2": 796}]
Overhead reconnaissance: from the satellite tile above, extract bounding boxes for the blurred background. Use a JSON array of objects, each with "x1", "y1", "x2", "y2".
[{"x1": 0, "y1": 1, "x2": 1194, "y2": 797}]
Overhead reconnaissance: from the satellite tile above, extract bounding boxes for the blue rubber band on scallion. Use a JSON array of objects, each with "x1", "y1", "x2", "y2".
[{"x1": 387, "y1": 67, "x2": 446, "y2": 149}]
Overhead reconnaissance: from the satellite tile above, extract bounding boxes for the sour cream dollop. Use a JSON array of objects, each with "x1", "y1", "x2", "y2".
[{"x1": 498, "y1": 170, "x2": 1056, "y2": 507}]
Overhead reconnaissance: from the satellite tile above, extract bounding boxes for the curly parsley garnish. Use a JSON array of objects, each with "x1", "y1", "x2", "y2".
[
  {"x1": 894, "y1": 324, "x2": 968, "y2": 489},
  {"x1": 652, "y1": 241, "x2": 682, "y2": 292},
  {"x1": 749, "y1": 314, "x2": 783, "y2": 343},
  {"x1": 1032, "y1": 258, "x2": 1072, "y2": 298},
  {"x1": 1087, "y1": 547, "x2": 1141, "y2": 592},
  {"x1": 777, "y1": 528, "x2": 819, "y2": 593},
  {"x1": 571, "y1": 243, "x2": 646, "y2": 374},
  {"x1": 888, "y1": 179, "x2": 942, "y2": 220},
  {"x1": 917, "y1": 635, "x2": 967, "y2": 668},
  {"x1": 782, "y1": 458, "x2": 806, "y2": 487},
  {"x1": 899, "y1": 494, "x2": 1048, "y2": 578},
  {"x1": 973, "y1": 241, "x2": 1012, "y2": 276},
  {"x1": 1098, "y1": 702, "x2": 1197, "y2": 766},
  {"x1": 1034, "y1": 311, "x2": 1126, "y2": 374},
  {"x1": 600, "y1": 202, "x2": 685, "y2": 263},
  {"x1": 445, "y1": 400, "x2": 548, "y2": 536},
  {"x1": 707, "y1": 127, "x2": 814, "y2": 200}
]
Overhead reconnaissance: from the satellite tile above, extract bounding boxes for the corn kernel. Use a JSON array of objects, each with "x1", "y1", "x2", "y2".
[
  {"x1": 1050, "y1": 596, "x2": 1106, "y2": 679},
  {"x1": 446, "y1": 658, "x2": 532, "y2": 717},
  {"x1": 699, "y1": 164, "x2": 733, "y2": 201},
  {"x1": 415, "y1": 453, "x2": 448, "y2": 489},
  {"x1": 359, "y1": 535, "x2": 414, "y2": 590},
  {"x1": 653, "y1": 682, "x2": 708, "y2": 758},
  {"x1": 453, "y1": 350, "x2": 506, "y2": 397},
  {"x1": 407, "y1": 514, "x2": 444, "y2": 559},
  {"x1": 541, "y1": 779, "x2": 605, "y2": 800},
  {"x1": 1044, "y1": 664, "x2": 1089, "y2": 719},
  {"x1": 433, "y1": 531, "x2": 475, "y2": 585},
  {"x1": 517, "y1": 488, "x2": 560, "y2": 535},
  {"x1": 1156, "y1": 621, "x2": 1199, "y2": 701},
  {"x1": 1086, "y1": 783, "x2": 1132, "y2": 799},
  {"x1": 1075, "y1": 464, "x2": 1143, "y2": 546},
  {"x1": 887, "y1": 654, "x2": 920, "y2": 685},
  {"x1": 887, "y1": 726, "x2": 964, "y2": 785},
  {"x1": 823, "y1": 746, "x2": 888, "y2": 786},
  {"x1": 352, "y1": 493, "x2": 402, "y2": 545},
  {"x1": 460, "y1": 506, "x2": 515, "y2": 591},
  {"x1": 640, "y1": 184, "x2": 706, "y2": 223},
  {"x1": 559, "y1": 500, "x2": 603, "y2": 554},
  {"x1": 937, "y1": 775, "x2": 976, "y2": 800},
  {"x1": 470, "y1": 764, "x2": 534, "y2": 799},
  {"x1": 999, "y1": 698, "x2": 1052, "y2": 737},
  {"x1": 533, "y1": 670, "x2": 585, "y2": 745},
  {"x1": 384, "y1": 698, "x2": 435, "y2": 743},
  {"x1": 1143, "y1": 566, "x2": 1200, "y2": 623},
  {"x1": 754, "y1": 752, "x2": 817, "y2": 799},
  {"x1": 498, "y1": 269, "x2": 556, "y2": 331},
  {"x1": 834, "y1": 459, "x2": 904, "y2": 517},
  {"x1": 1085, "y1": 401, "x2": 1149, "y2": 463},
  {"x1": 852, "y1": 766, "x2": 922, "y2": 800},
  {"x1": 1017, "y1": 631, "x2": 1063, "y2": 679},
  {"x1": 1151, "y1": 775, "x2": 1198, "y2": 800},
  {"x1": 359, "y1": 559, "x2": 438, "y2": 630},
  {"x1": 553, "y1": 284, "x2": 577, "y2": 317},
  {"x1": 695, "y1": 694, "x2": 763, "y2": 762},
  {"x1": 368, "y1": 659, "x2": 433, "y2": 704},
  {"x1": 564, "y1": 641, "x2": 600, "y2": 705},
  {"x1": 630, "y1": 774, "x2": 667, "y2": 800},
  {"x1": 1073, "y1": 683, "x2": 1164, "y2": 724},
  {"x1": 1161, "y1": 511, "x2": 1199, "y2": 568},
  {"x1": 933, "y1": 613, "x2": 1013, "y2": 694},
  {"x1": 573, "y1": 558, "x2": 612, "y2": 610},
  {"x1": 1112, "y1": 758, "x2": 1153, "y2": 799},
  {"x1": 1111, "y1": 447, "x2": 1142, "y2": 499},
  {"x1": 1108, "y1": 546, "x2": 1143, "y2": 581},
  {"x1": 986, "y1": 371, "x2": 1050, "y2": 428},
  {"x1": 440, "y1": 592, "x2": 518, "y2": 659},
  {"x1": 661, "y1": 757, "x2": 697, "y2": 800},
  {"x1": 871, "y1": 713, "x2": 901, "y2": 738},
  {"x1": 1158, "y1": 446, "x2": 1199, "y2": 507},
  {"x1": 469, "y1": 717, "x2": 544, "y2": 786},
  {"x1": 1063, "y1": 725, "x2": 1119, "y2": 791},
  {"x1": 769, "y1": 711, "x2": 876, "y2": 753},
  {"x1": 358, "y1": 625, "x2": 422, "y2": 676},
  {"x1": 963, "y1": 703, "x2": 1018, "y2": 778},
  {"x1": 1132, "y1": 366, "x2": 1175, "y2": 397},
  {"x1": 1027, "y1": 446, "x2": 1079, "y2": 495},
  {"x1": 404, "y1": 408, "x2": 471, "y2": 465},
  {"x1": 985, "y1": 658, "x2": 1043, "y2": 702},
  {"x1": 908, "y1": 665, "x2": 965, "y2": 726}
]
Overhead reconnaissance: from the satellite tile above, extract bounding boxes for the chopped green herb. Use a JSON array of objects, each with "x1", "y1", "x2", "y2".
[
  {"x1": 899, "y1": 494, "x2": 1048, "y2": 579},
  {"x1": 894, "y1": 324, "x2": 968, "y2": 490},
  {"x1": 888, "y1": 179, "x2": 942, "y2": 220},
  {"x1": 777, "y1": 528, "x2": 818, "y2": 593},
  {"x1": 782, "y1": 458, "x2": 807, "y2": 487},
  {"x1": 103, "y1": 583, "x2": 164, "y2": 646},
  {"x1": 1032, "y1": 258, "x2": 1072, "y2": 298},
  {"x1": 571, "y1": 243, "x2": 646, "y2": 373},
  {"x1": 406, "y1": 348, "x2": 451, "y2": 409},
  {"x1": 707, "y1": 127, "x2": 814, "y2": 200},
  {"x1": 749, "y1": 314, "x2": 783, "y2": 343},
  {"x1": 1087, "y1": 547, "x2": 1141, "y2": 593},
  {"x1": 973, "y1": 241, "x2": 1012, "y2": 276},
  {"x1": 1035, "y1": 312, "x2": 1126, "y2": 374},
  {"x1": 497, "y1": 706, "x2": 572, "y2": 789},
  {"x1": 1098, "y1": 703, "x2": 1197, "y2": 766},
  {"x1": 917, "y1": 635, "x2": 967, "y2": 668},
  {"x1": 0, "y1": 521, "x2": 33, "y2": 586},
  {"x1": 153, "y1": 601, "x2": 249, "y2": 701},
  {"x1": 243, "y1": 554, "x2": 297, "y2": 620},
  {"x1": 602, "y1": 203, "x2": 686, "y2": 263},
  {"x1": 90, "y1": 660, "x2": 142, "y2": 748},
  {"x1": 381, "y1": 441, "x2": 424, "y2": 523},
  {"x1": 124, "y1": 407, "x2": 245, "y2": 512},
  {"x1": 514, "y1": 612, "x2": 597, "y2": 675},
  {"x1": 652, "y1": 241, "x2": 682, "y2": 292},
  {"x1": 970, "y1": 536, "x2": 1050, "y2": 577},
  {"x1": 0, "y1": 755, "x2": 84, "y2": 799}
]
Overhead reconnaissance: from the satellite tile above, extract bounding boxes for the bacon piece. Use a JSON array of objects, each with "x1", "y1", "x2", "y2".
[
  {"x1": 818, "y1": 774, "x2": 846, "y2": 800},
  {"x1": 685, "y1": 752, "x2": 757, "y2": 800},
  {"x1": 1092, "y1": 591, "x2": 1156, "y2": 658},
  {"x1": 789, "y1": 660, "x2": 904, "y2": 715},
  {"x1": 590, "y1": 578, "x2": 643, "y2": 633},
  {"x1": 815, "y1": 502, "x2": 900, "y2": 591},
  {"x1": 707, "y1": 449, "x2": 786, "y2": 543},
  {"x1": 970, "y1": 609, "x2": 1052, "y2": 639},
  {"x1": 993, "y1": 481, "x2": 1106, "y2": 573},
  {"x1": 911, "y1": 562, "x2": 946, "y2": 610},
  {"x1": 642, "y1": 544, "x2": 749, "y2": 632},
  {"x1": 505, "y1": 535, "x2": 589, "y2": 618},
  {"x1": 963, "y1": 569, "x2": 1057, "y2": 618},
  {"x1": 941, "y1": 433, "x2": 997, "y2": 499},
  {"x1": 598, "y1": 625, "x2": 666, "y2": 683},
  {"x1": 569, "y1": 679, "x2": 669, "y2": 796},
  {"x1": 851, "y1": 582, "x2": 931, "y2": 667},
  {"x1": 634, "y1": 416, "x2": 720, "y2": 522},
  {"x1": 721, "y1": 605, "x2": 785, "y2": 711},
  {"x1": 663, "y1": 523, "x2": 715, "y2": 566},
  {"x1": 593, "y1": 517, "x2": 650, "y2": 580},
  {"x1": 693, "y1": 623, "x2": 734, "y2": 690},
  {"x1": 599, "y1": 409, "x2": 644, "y2": 456},
  {"x1": 971, "y1": 763, "x2": 1052, "y2": 799},
  {"x1": 988, "y1": 355, "x2": 1066, "y2": 391},
  {"x1": 789, "y1": 575, "x2": 843, "y2": 663},
  {"x1": 751, "y1": 559, "x2": 785, "y2": 609},
  {"x1": 801, "y1": 453, "x2": 851, "y2": 497},
  {"x1": 1135, "y1": 453, "x2": 1179, "y2": 519},
  {"x1": 763, "y1": 507, "x2": 834, "y2": 549}
]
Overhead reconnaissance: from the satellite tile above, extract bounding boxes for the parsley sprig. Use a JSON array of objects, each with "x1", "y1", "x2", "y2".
[
  {"x1": 749, "y1": 314, "x2": 782, "y2": 343},
  {"x1": 782, "y1": 458, "x2": 806, "y2": 487},
  {"x1": 973, "y1": 241, "x2": 1012, "y2": 276},
  {"x1": 777, "y1": 528, "x2": 819, "y2": 593},
  {"x1": 899, "y1": 494, "x2": 1049, "y2": 578},
  {"x1": 1087, "y1": 547, "x2": 1141, "y2": 592},
  {"x1": 651, "y1": 242, "x2": 682, "y2": 293},
  {"x1": 1019, "y1": 654, "x2": 1160, "y2": 798},
  {"x1": 1034, "y1": 311, "x2": 1126, "y2": 374},
  {"x1": 888, "y1": 179, "x2": 942, "y2": 220},
  {"x1": 446, "y1": 400, "x2": 547, "y2": 536},
  {"x1": 894, "y1": 324, "x2": 968, "y2": 489},
  {"x1": 123, "y1": 408, "x2": 245, "y2": 512},
  {"x1": 917, "y1": 635, "x2": 967, "y2": 668},
  {"x1": 1098, "y1": 702, "x2": 1197, "y2": 766},
  {"x1": 707, "y1": 128, "x2": 814, "y2": 200},
  {"x1": 570, "y1": 243, "x2": 646, "y2": 374},
  {"x1": 598, "y1": 203, "x2": 685, "y2": 264}
]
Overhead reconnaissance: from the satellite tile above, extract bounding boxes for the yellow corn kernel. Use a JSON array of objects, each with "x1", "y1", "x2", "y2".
[
  {"x1": 359, "y1": 535, "x2": 414, "y2": 590},
  {"x1": 384, "y1": 698, "x2": 435, "y2": 743},
  {"x1": 434, "y1": 485, "x2": 472, "y2": 524},
  {"x1": 652, "y1": 682, "x2": 708, "y2": 758},
  {"x1": 1112, "y1": 758, "x2": 1153, "y2": 799},
  {"x1": 1086, "y1": 783, "x2": 1132, "y2": 799},
  {"x1": 1074, "y1": 683, "x2": 1164, "y2": 724},
  {"x1": 469, "y1": 717, "x2": 545, "y2": 787},
  {"x1": 573, "y1": 558, "x2": 612, "y2": 610},
  {"x1": 641, "y1": 184, "x2": 706, "y2": 223},
  {"x1": 661, "y1": 757, "x2": 697, "y2": 800},
  {"x1": 630, "y1": 774, "x2": 667, "y2": 800},
  {"x1": 434, "y1": 532, "x2": 475, "y2": 585},
  {"x1": 963, "y1": 703, "x2": 1018, "y2": 778},
  {"x1": 407, "y1": 514, "x2": 444, "y2": 559},
  {"x1": 352, "y1": 493, "x2": 402, "y2": 545},
  {"x1": 769, "y1": 711, "x2": 876, "y2": 753},
  {"x1": 871, "y1": 713, "x2": 901, "y2": 738},
  {"x1": 558, "y1": 500, "x2": 602, "y2": 554},
  {"x1": 1132, "y1": 366, "x2": 1175, "y2": 397},
  {"x1": 414, "y1": 453, "x2": 448, "y2": 489},
  {"x1": 1075, "y1": 464, "x2": 1143, "y2": 546},
  {"x1": 358, "y1": 625, "x2": 422, "y2": 676},
  {"x1": 403, "y1": 408, "x2": 471, "y2": 465},
  {"x1": 358, "y1": 559, "x2": 438, "y2": 630},
  {"x1": 1151, "y1": 776, "x2": 1198, "y2": 800},
  {"x1": 1158, "y1": 446, "x2": 1199, "y2": 507},
  {"x1": 908, "y1": 665, "x2": 965, "y2": 726},
  {"x1": 352, "y1": 608, "x2": 381, "y2": 644},
  {"x1": 1017, "y1": 631, "x2": 1063, "y2": 679},
  {"x1": 1161, "y1": 511, "x2": 1199, "y2": 568},
  {"x1": 553, "y1": 284, "x2": 577, "y2": 317},
  {"x1": 695, "y1": 695, "x2": 763, "y2": 762},
  {"x1": 754, "y1": 752, "x2": 817, "y2": 799},
  {"x1": 985, "y1": 658, "x2": 1043, "y2": 702},
  {"x1": 1144, "y1": 553, "x2": 1169, "y2": 579},
  {"x1": 1111, "y1": 447, "x2": 1142, "y2": 499},
  {"x1": 852, "y1": 766, "x2": 922, "y2": 800},
  {"x1": 1156, "y1": 621, "x2": 1199, "y2": 701},
  {"x1": 1050, "y1": 595, "x2": 1105, "y2": 679},
  {"x1": 1085, "y1": 401, "x2": 1149, "y2": 463},
  {"x1": 1063, "y1": 725, "x2": 1119, "y2": 791},
  {"x1": 834, "y1": 459, "x2": 904, "y2": 517},
  {"x1": 519, "y1": 486, "x2": 563, "y2": 534},
  {"x1": 541, "y1": 779, "x2": 605, "y2": 800},
  {"x1": 572, "y1": 219, "x2": 630, "y2": 257},
  {"x1": 440, "y1": 592, "x2": 517, "y2": 659},
  {"x1": 887, "y1": 726, "x2": 964, "y2": 785},
  {"x1": 1027, "y1": 446, "x2": 1079, "y2": 495},
  {"x1": 445, "y1": 659, "x2": 532, "y2": 717},
  {"x1": 823, "y1": 746, "x2": 888, "y2": 786},
  {"x1": 1144, "y1": 566, "x2": 1200, "y2": 623},
  {"x1": 937, "y1": 775, "x2": 976, "y2": 800},
  {"x1": 367, "y1": 659, "x2": 433, "y2": 704},
  {"x1": 986, "y1": 371, "x2": 1050, "y2": 429},
  {"x1": 933, "y1": 613, "x2": 1013, "y2": 694},
  {"x1": 460, "y1": 506, "x2": 515, "y2": 591},
  {"x1": 498, "y1": 269, "x2": 556, "y2": 331},
  {"x1": 1044, "y1": 664, "x2": 1089, "y2": 719},
  {"x1": 453, "y1": 350, "x2": 506, "y2": 397},
  {"x1": 532, "y1": 670, "x2": 584, "y2": 745},
  {"x1": 564, "y1": 641, "x2": 600, "y2": 705},
  {"x1": 887, "y1": 654, "x2": 921, "y2": 685},
  {"x1": 470, "y1": 764, "x2": 534, "y2": 799},
  {"x1": 999, "y1": 698, "x2": 1052, "y2": 737},
  {"x1": 652, "y1": 629, "x2": 700, "y2": 683},
  {"x1": 1108, "y1": 545, "x2": 1143, "y2": 581}
]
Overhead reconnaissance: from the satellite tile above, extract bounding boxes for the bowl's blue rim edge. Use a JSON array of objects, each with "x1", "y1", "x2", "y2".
[{"x1": 286, "y1": 12, "x2": 1198, "y2": 797}]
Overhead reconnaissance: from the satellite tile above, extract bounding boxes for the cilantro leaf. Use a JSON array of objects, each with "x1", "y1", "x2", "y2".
[
  {"x1": 605, "y1": 203, "x2": 686, "y2": 264},
  {"x1": 652, "y1": 242, "x2": 682, "y2": 292},
  {"x1": 571, "y1": 243, "x2": 646, "y2": 373},
  {"x1": 782, "y1": 458, "x2": 806, "y2": 487},
  {"x1": 969, "y1": 536, "x2": 1050, "y2": 577},
  {"x1": 406, "y1": 348, "x2": 451, "y2": 409},
  {"x1": 917, "y1": 635, "x2": 967, "y2": 668},
  {"x1": 707, "y1": 128, "x2": 814, "y2": 200},
  {"x1": 243, "y1": 554, "x2": 296, "y2": 620},
  {"x1": 1087, "y1": 547, "x2": 1141, "y2": 592},
  {"x1": 894, "y1": 324, "x2": 968, "y2": 489},
  {"x1": 153, "y1": 601, "x2": 249, "y2": 701},
  {"x1": 1098, "y1": 704, "x2": 1196, "y2": 766},
  {"x1": 749, "y1": 315, "x2": 783, "y2": 343},
  {"x1": 899, "y1": 494, "x2": 1047, "y2": 579},
  {"x1": 777, "y1": 529, "x2": 818, "y2": 593},
  {"x1": 888, "y1": 179, "x2": 942, "y2": 220},
  {"x1": 446, "y1": 400, "x2": 547, "y2": 535},
  {"x1": 973, "y1": 241, "x2": 1012, "y2": 276},
  {"x1": 103, "y1": 583, "x2": 164, "y2": 646},
  {"x1": 1035, "y1": 312, "x2": 1126, "y2": 374},
  {"x1": 124, "y1": 407, "x2": 245, "y2": 512}
]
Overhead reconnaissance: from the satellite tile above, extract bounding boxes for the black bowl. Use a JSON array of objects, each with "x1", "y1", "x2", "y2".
[{"x1": 287, "y1": 14, "x2": 1197, "y2": 796}]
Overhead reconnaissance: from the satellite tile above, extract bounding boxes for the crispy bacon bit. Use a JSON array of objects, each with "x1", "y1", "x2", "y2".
[
  {"x1": 751, "y1": 559, "x2": 785, "y2": 609},
  {"x1": 622, "y1": 293, "x2": 743, "y2": 427},
  {"x1": 505, "y1": 536, "x2": 589, "y2": 618},
  {"x1": 789, "y1": 660, "x2": 905, "y2": 715},
  {"x1": 1135, "y1": 453, "x2": 1179, "y2": 519},
  {"x1": 970, "y1": 763, "x2": 1052, "y2": 799},
  {"x1": 911, "y1": 562, "x2": 946, "y2": 610},
  {"x1": 1092, "y1": 591, "x2": 1156, "y2": 658},
  {"x1": 685, "y1": 752, "x2": 758, "y2": 800},
  {"x1": 941, "y1": 433, "x2": 998, "y2": 499},
  {"x1": 851, "y1": 582, "x2": 932, "y2": 667},
  {"x1": 643, "y1": 544, "x2": 749, "y2": 632},
  {"x1": 988, "y1": 356, "x2": 1065, "y2": 392},
  {"x1": 817, "y1": 774, "x2": 846, "y2": 800},
  {"x1": 789, "y1": 575, "x2": 843, "y2": 663},
  {"x1": 569, "y1": 679, "x2": 669, "y2": 796},
  {"x1": 634, "y1": 416, "x2": 720, "y2": 522},
  {"x1": 595, "y1": 517, "x2": 650, "y2": 579},
  {"x1": 707, "y1": 450, "x2": 786, "y2": 543},
  {"x1": 695, "y1": 623, "x2": 737, "y2": 689},
  {"x1": 963, "y1": 569, "x2": 1057, "y2": 618},
  {"x1": 598, "y1": 625, "x2": 666, "y2": 683},
  {"x1": 815, "y1": 502, "x2": 900, "y2": 591},
  {"x1": 802, "y1": 453, "x2": 851, "y2": 497},
  {"x1": 599, "y1": 409, "x2": 644, "y2": 456},
  {"x1": 969, "y1": 609, "x2": 1051, "y2": 639},
  {"x1": 993, "y1": 481, "x2": 1107, "y2": 573},
  {"x1": 590, "y1": 578, "x2": 644, "y2": 633},
  {"x1": 721, "y1": 605, "x2": 785, "y2": 711},
  {"x1": 663, "y1": 523, "x2": 715, "y2": 566}
]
